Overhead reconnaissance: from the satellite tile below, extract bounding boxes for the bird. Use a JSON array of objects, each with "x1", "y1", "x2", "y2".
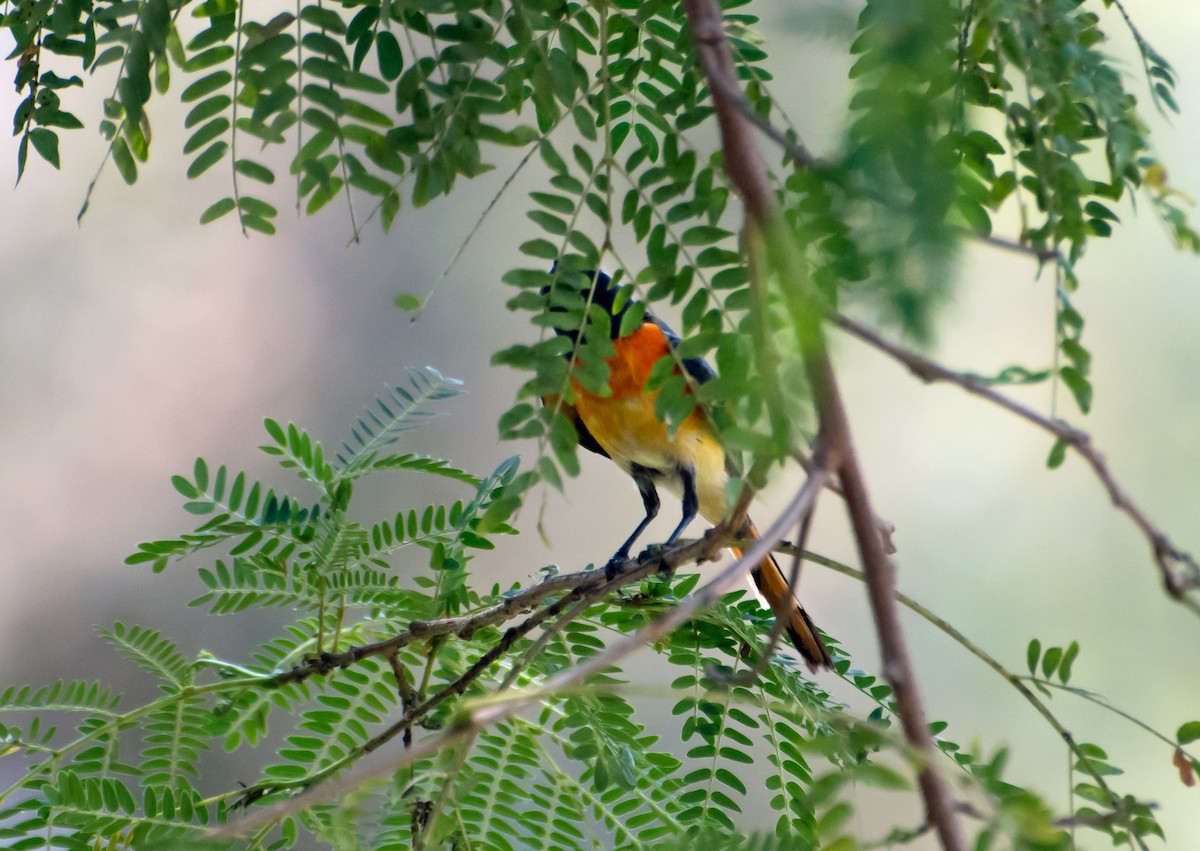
[{"x1": 542, "y1": 269, "x2": 832, "y2": 671}]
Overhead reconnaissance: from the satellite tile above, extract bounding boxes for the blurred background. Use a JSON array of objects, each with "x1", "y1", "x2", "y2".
[{"x1": 2, "y1": 0, "x2": 1198, "y2": 845}]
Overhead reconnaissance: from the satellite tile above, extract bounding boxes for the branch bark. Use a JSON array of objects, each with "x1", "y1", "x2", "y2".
[
  {"x1": 682, "y1": 2, "x2": 967, "y2": 849},
  {"x1": 271, "y1": 517, "x2": 746, "y2": 689},
  {"x1": 834, "y1": 312, "x2": 1200, "y2": 610},
  {"x1": 209, "y1": 463, "x2": 832, "y2": 840}
]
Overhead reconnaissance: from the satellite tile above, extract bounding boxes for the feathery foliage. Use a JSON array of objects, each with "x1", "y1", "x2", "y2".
[
  {"x1": 1, "y1": 380, "x2": 1196, "y2": 848},
  {"x1": 4, "y1": 0, "x2": 1199, "y2": 847}
]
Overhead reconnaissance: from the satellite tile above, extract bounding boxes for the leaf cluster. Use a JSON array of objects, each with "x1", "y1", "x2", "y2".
[{"x1": 5, "y1": 0, "x2": 1195, "y2": 483}]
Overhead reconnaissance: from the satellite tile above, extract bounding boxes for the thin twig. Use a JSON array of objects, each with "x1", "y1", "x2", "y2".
[
  {"x1": 702, "y1": 62, "x2": 817, "y2": 169},
  {"x1": 682, "y1": 2, "x2": 966, "y2": 848},
  {"x1": 270, "y1": 567, "x2": 612, "y2": 685},
  {"x1": 387, "y1": 653, "x2": 419, "y2": 748},
  {"x1": 471, "y1": 464, "x2": 827, "y2": 721},
  {"x1": 497, "y1": 586, "x2": 602, "y2": 691},
  {"x1": 833, "y1": 312, "x2": 1200, "y2": 608},
  {"x1": 795, "y1": 446, "x2": 897, "y2": 554},
  {"x1": 729, "y1": 486, "x2": 821, "y2": 685},
  {"x1": 981, "y1": 233, "x2": 1062, "y2": 265}
]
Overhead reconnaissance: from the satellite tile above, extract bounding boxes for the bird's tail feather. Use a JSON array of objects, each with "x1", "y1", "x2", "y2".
[{"x1": 732, "y1": 520, "x2": 832, "y2": 672}]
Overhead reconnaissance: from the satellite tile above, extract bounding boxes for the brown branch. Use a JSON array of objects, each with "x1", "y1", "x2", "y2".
[
  {"x1": 386, "y1": 653, "x2": 419, "y2": 747},
  {"x1": 703, "y1": 65, "x2": 817, "y2": 170},
  {"x1": 270, "y1": 566, "x2": 616, "y2": 686},
  {"x1": 267, "y1": 499, "x2": 773, "y2": 694},
  {"x1": 726, "y1": 501, "x2": 820, "y2": 685},
  {"x1": 204, "y1": 522, "x2": 759, "y2": 816},
  {"x1": 834, "y1": 312, "x2": 1200, "y2": 608},
  {"x1": 980, "y1": 233, "x2": 1063, "y2": 265},
  {"x1": 469, "y1": 460, "x2": 831, "y2": 723},
  {"x1": 795, "y1": 446, "x2": 898, "y2": 554},
  {"x1": 707, "y1": 53, "x2": 1067, "y2": 272},
  {"x1": 793, "y1": 544, "x2": 1153, "y2": 849},
  {"x1": 208, "y1": 469, "x2": 829, "y2": 840},
  {"x1": 682, "y1": 3, "x2": 967, "y2": 849}
]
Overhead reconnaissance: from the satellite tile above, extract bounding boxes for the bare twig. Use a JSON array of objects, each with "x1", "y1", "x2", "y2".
[
  {"x1": 270, "y1": 567, "x2": 614, "y2": 686},
  {"x1": 682, "y1": 3, "x2": 966, "y2": 848},
  {"x1": 728, "y1": 494, "x2": 821, "y2": 686},
  {"x1": 795, "y1": 446, "x2": 898, "y2": 553},
  {"x1": 386, "y1": 653, "x2": 420, "y2": 748},
  {"x1": 469, "y1": 462, "x2": 830, "y2": 724},
  {"x1": 981, "y1": 233, "x2": 1063, "y2": 265},
  {"x1": 834, "y1": 312, "x2": 1200, "y2": 609},
  {"x1": 703, "y1": 66, "x2": 817, "y2": 169}
]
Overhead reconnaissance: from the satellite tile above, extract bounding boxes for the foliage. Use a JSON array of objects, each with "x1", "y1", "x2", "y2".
[
  {"x1": 4, "y1": 0, "x2": 1200, "y2": 848},
  {"x1": 6, "y1": 0, "x2": 1196, "y2": 450},
  {"x1": 0, "y1": 378, "x2": 1194, "y2": 848}
]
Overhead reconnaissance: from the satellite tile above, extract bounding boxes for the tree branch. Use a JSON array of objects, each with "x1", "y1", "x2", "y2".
[
  {"x1": 681, "y1": 2, "x2": 966, "y2": 849},
  {"x1": 795, "y1": 446, "x2": 898, "y2": 554},
  {"x1": 704, "y1": 51, "x2": 1065, "y2": 270},
  {"x1": 794, "y1": 544, "x2": 1153, "y2": 849},
  {"x1": 834, "y1": 312, "x2": 1200, "y2": 609},
  {"x1": 269, "y1": 517, "x2": 746, "y2": 691},
  {"x1": 208, "y1": 464, "x2": 831, "y2": 840}
]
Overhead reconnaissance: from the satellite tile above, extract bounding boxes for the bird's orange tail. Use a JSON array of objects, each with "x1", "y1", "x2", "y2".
[{"x1": 732, "y1": 521, "x2": 832, "y2": 671}]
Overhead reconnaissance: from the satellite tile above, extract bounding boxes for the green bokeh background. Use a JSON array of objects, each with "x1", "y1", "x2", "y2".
[{"x1": 2, "y1": 2, "x2": 1198, "y2": 845}]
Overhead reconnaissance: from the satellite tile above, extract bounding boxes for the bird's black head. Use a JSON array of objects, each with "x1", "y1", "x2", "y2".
[{"x1": 541, "y1": 268, "x2": 627, "y2": 342}]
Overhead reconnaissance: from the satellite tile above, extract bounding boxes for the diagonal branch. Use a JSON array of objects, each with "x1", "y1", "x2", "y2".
[
  {"x1": 270, "y1": 516, "x2": 746, "y2": 689},
  {"x1": 834, "y1": 312, "x2": 1200, "y2": 610},
  {"x1": 681, "y1": 2, "x2": 967, "y2": 849}
]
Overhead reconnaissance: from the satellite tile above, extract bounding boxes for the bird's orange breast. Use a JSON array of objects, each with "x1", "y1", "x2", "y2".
[{"x1": 570, "y1": 325, "x2": 727, "y2": 524}]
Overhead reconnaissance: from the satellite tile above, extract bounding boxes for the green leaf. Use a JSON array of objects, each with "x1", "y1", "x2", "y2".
[
  {"x1": 27, "y1": 128, "x2": 60, "y2": 169},
  {"x1": 183, "y1": 117, "x2": 229, "y2": 154},
  {"x1": 681, "y1": 225, "x2": 730, "y2": 246},
  {"x1": 15, "y1": 135, "x2": 28, "y2": 185},
  {"x1": 394, "y1": 293, "x2": 422, "y2": 311},
  {"x1": 182, "y1": 71, "x2": 231, "y2": 103},
  {"x1": 856, "y1": 762, "x2": 911, "y2": 790},
  {"x1": 1178, "y1": 722, "x2": 1200, "y2": 745},
  {"x1": 1058, "y1": 641, "x2": 1079, "y2": 683},
  {"x1": 1026, "y1": 639, "x2": 1041, "y2": 676},
  {"x1": 299, "y1": 6, "x2": 346, "y2": 34},
  {"x1": 187, "y1": 141, "x2": 229, "y2": 178},
  {"x1": 200, "y1": 197, "x2": 236, "y2": 224},
  {"x1": 1059, "y1": 367, "x2": 1092, "y2": 414},
  {"x1": 234, "y1": 158, "x2": 275, "y2": 184},
  {"x1": 111, "y1": 137, "x2": 138, "y2": 184},
  {"x1": 1041, "y1": 645, "x2": 1062, "y2": 679},
  {"x1": 239, "y1": 196, "x2": 277, "y2": 219},
  {"x1": 376, "y1": 31, "x2": 403, "y2": 80},
  {"x1": 1046, "y1": 437, "x2": 1068, "y2": 470}
]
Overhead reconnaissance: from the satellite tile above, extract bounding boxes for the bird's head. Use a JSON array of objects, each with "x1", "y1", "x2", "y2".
[{"x1": 541, "y1": 267, "x2": 629, "y2": 343}]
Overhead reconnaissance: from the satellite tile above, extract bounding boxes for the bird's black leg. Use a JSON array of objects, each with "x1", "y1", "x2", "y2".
[
  {"x1": 663, "y1": 465, "x2": 698, "y2": 546},
  {"x1": 606, "y1": 464, "x2": 659, "y2": 580},
  {"x1": 638, "y1": 465, "x2": 697, "y2": 579}
]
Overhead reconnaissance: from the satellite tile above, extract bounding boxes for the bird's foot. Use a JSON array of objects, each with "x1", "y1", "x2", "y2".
[
  {"x1": 636, "y1": 543, "x2": 674, "y2": 577},
  {"x1": 604, "y1": 552, "x2": 631, "y2": 582}
]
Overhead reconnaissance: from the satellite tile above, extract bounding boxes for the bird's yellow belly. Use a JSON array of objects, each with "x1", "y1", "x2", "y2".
[
  {"x1": 574, "y1": 392, "x2": 729, "y2": 522},
  {"x1": 576, "y1": 395, "x2": 674, "y2": 471}
]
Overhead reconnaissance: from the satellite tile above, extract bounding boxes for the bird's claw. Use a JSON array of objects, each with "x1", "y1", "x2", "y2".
[
  {"x1": 636, "y1": 543, "x2": 674, "y2": 577},
  {"x1": 604, "y1": 553, "x2": 630, "y2": 582}
]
